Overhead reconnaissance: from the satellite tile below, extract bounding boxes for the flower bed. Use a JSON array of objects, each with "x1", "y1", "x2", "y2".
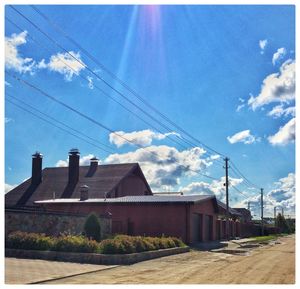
[{"x1": 6, "y1": 231, "x2": 186, "y2": 254}]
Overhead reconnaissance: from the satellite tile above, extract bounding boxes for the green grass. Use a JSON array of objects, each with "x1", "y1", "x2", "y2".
[{"x1": 251, "y1": 235, "x2": 278, "y2": 242}]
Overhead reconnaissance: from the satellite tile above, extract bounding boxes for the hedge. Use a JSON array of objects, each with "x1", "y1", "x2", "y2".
[{"x1": 6, "y1": 231, "x2": 186, "y2": 254}]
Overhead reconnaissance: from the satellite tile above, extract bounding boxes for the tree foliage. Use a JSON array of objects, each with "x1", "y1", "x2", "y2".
[
  {"x1": 84, "y1": 213, "x2": 101, "y2": 241},
  {"x1": 275, "y1": 213, "x2": 292, "y2": 234}
]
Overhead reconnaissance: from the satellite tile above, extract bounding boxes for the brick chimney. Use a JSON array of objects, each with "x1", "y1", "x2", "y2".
[
  {"x1": 68, "y1": 148, "x2": 80, "y2": 184},
  {"x1": 80, "y1": 185, "x2": 89, "y2": 201},
  {"x1": 90, "y1": 156, "x2": 99, "y2": 169},
  {"x1": 31, "y1": 152, "x2": 43, "y2": 185}
]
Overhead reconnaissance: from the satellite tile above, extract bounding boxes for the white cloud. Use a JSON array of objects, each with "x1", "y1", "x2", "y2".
[
  {"x1": 181, "y1": 177, "x2": 243, "y2": 202},
  {"x1": 259, "y1": 39, "x2": 268, "y2": 54},
  {"x1": 79, "y1": 154, "x2": 97, "y2": 165},
  {"x1": 87, "y1": 76, "x2": 94, "y2": 89},
  {"x1": 206, "y1": 154, "x2": 221, "y2": 161},
  {"x1": 272, "y1": 47, "x2": 287, "y2": 65},
  {"x1": 105, "y1": 145, "x2": 211, "y2": 190},
  {"x1": 267, "y1": 105, "x2": 295, "y2": 118},
  {"x1": 236, "y1": 97, "x2": 246, "y2": 112},
  {"x1": 5, "y1": 183, "x2": 17, "y2": 193},
  {"x1": 5, "y1": 31, "x2": 35, "y2": 73},
  {"x1": 109, "y1": 129, "x2": 181, "y2": 148},
  {"x1": 5, "y1": 117, "x2": 13, "y2": 124},
  {"x1": 248, "y1": 60, "x2": 295, "y2": 110},
  {"x1": 55, "y1": 154, "x2": 98, "y2": 167},
  {"x1": 268, "y1": 118, "x2": 295, "y2": 146},
  {"x1": 54, "y1": 145, "x2": 220, "y2": 191},
  {"x1": 56, "y1": 160, "x2": 68, "y2": 167},
  {"x1": 268, "y1": 173, "x2": 295, "y2": 215},
  {"x1": 37, "y1": 58, "x2": 47, "y2": 69},
  {"x1": 236, "y1": 173, "x2": 295, "y2": 217},
  {"x1": 236, "y1": 104, "x2": 245, "y2": 112},
  {"x1": 227, "y1": 130, "x2": 259, "y2": 144},
  {"x1": 5, "y1": 81, "x2": 11, "y2": 87},
  {"x1": 38, "y1": 51, "x2": 85, "y2": 81}
]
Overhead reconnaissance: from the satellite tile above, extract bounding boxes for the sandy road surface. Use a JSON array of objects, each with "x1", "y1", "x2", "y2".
[{"x1": 44, "y1": 235, "x2": 295, "y2": 284}]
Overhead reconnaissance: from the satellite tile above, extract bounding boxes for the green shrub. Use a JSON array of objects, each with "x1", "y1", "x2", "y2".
[
  {"x1": 144, "y1": 237, "x2": 161, "y2": 250},
  {"x1": 84, "y1": 213, "x2": 101, "y2": 242},
  {"x1": 6, "y1": 231, "x2": 54, "y2": 251},
  {"x1": 100, "y1": 239, "x2": 127, "y2": 254},
  {"x1": 170, "y1": 237, "x2": 185, "y2": 247},
  {"x1": 54, "y1": 234, "x2": 99, "y2": 253},
  {"x1": 6, "y1": 231, "x2": 186, "y2": 255},
  {"x1": 131, "y1": 236, "x2": 147, "y2": 252},
  {"x1": 165, "y1": 237, "x2": 176, "y2": 248}
]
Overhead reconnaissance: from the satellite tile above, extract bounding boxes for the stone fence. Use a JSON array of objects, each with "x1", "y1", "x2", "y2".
[{"x1": 5, "y1": 208, "x2": 112, "y2": 239}]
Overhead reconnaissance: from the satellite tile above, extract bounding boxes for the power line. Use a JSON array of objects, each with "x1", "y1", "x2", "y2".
[
  {"x1": 6, "y1": 71, "x2": 220, "y2": 183},
  {"x1": 19, "y1": 4, "x2": 225, "y2": 159},
  {"x1": 7, "y1": 6, "x2": 261, "y2": 195},
  {"x1": 230, "y1": 182, "x2": 252, "y2": 199},
  {"x1": 229, "y1": 165, "x2": 259, "y2": 193},
  {"x1": 229, "y1": 160, "x2": 260, "y2": 189},
  {"x1": 9, "y1": 6, "x2": 213, "y2": 156},
  {"x1": 6, "y1": 93, "x2": 116, "y2": 154},
  {"x1": 6, "y1": 98, "x2": 116, "y2": 155},
  {"x1": 5, "y1": 15, "x2": 195, "y2": 153}
]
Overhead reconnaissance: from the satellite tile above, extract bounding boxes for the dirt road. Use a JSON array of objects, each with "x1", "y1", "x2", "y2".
[{"x1": 41, "y1": 235, "x2": 296, "y2": 284}]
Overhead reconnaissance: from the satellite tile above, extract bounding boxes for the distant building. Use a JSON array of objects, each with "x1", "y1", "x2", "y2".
[{"x1": 233, "y1": 208, "x2": 252, "y2": 223}]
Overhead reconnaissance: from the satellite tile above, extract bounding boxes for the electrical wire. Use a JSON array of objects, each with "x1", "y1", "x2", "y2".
[
  {"x1": 6, "y1": 71, "x2": 221, "y2": 183},
  {"x1": 14, "y1": 4, "x2": 226, "y2": 159},
  {"x1": 9, "y1": 5, "x2": 214, "y2": 155}
]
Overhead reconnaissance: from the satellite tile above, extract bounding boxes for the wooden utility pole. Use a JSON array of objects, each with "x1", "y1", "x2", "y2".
[
  {"x1": 274, "y1": 206, "x2": 277, "y2": 225},
  {"x1": 224, "y1": 157, "x2": 230, "y2": 240},
  {"x1": 261, "y1": 188, "x2": 264, "y2": 236}
]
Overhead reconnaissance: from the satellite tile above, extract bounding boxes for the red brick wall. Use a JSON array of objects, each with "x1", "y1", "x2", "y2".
[
  {"x1": 43, "y1": 202, "x2": 189, "y2": 242},
  {"x1": 114, "y1": 175, "x2": 150, "y2": 197},
  {"x1": 42, "y1": 199, "x2": 218, "y2": 244}
]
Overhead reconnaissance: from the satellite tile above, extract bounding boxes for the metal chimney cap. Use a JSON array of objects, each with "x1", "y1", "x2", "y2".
[
  {"x1": 69, "y1": 148, "x2": 80, "y2": 155},
  {"x1": 32, "y1": 151, "x2": 43, "y2": 158},
  {"x1": 90, "y1": 156, "x2": 99, "y2": 161},
  {"x1": 80, "y1": 185, "x2": 89, "y2": 189}
]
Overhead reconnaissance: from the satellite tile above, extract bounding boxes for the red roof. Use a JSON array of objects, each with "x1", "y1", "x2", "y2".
[{"x1": 5, "y1": 163, "x2": 152, "y2": 207}]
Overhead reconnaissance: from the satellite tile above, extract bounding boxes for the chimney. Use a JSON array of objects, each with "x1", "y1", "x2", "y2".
[
  {"x1": 32, "y1": 152, "x2": 43, "y2": 185},
  {"x1": 90, "y1": 156, "x2": 99, "y2": 169},
  {"x1": 80, "y1": 185, "x2": 89, "y2": 201},
  {"x1": 68, "y1": 148, "x2": 80, "y2": 184}
]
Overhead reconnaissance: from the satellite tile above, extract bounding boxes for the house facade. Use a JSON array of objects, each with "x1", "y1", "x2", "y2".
[{"x1": 5, "y1": 149, "x2": 244, "y2": 244}]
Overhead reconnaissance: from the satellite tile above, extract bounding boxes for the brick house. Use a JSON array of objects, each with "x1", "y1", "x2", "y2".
[{"x1": 5, "y1": 149, "x2": 243, "y2": 244}]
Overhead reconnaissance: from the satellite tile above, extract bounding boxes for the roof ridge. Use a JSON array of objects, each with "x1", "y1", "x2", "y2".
[{"x1": 45, "y1": 162, "x2": 139, "y2": 169}]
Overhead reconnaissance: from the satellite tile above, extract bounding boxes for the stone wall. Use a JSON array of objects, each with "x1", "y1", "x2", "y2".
[{"x1": 5, "y1": 209, "x2": 112, "y2": 239}]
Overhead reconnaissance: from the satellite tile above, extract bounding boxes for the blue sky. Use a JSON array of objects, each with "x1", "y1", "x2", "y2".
[{"x1": 5, "y1": 5, "x2": 295, "y2": 217}]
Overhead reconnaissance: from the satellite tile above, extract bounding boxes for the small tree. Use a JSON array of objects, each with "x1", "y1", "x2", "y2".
[
  {"x1": 84, "y1": 213, "x2": 101, "y2": 241},
  {"x1": 276, "y1": 213, "x2": 291, "y2": 234}
]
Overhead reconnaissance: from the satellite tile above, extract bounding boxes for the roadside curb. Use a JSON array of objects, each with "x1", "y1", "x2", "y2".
[
  {"x1": 29, "y1": 265, "x2": 121, "y2": 284},
  {"x1": 6, "y1": 246, "x2": 190, "y2": 265}
]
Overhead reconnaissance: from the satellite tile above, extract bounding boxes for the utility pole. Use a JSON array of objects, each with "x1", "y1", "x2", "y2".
[
  {"x1": 274, "y1": 206, "x2": 277, "y2": 225},
  {"x1": 261, "y1": 188, "x2": 264, "y2": 236},
  {"x1": 224, "y1": 157, "x2": 230, "y2": 240},
  {"x1": 248, "y1": 201, "x2": 250, "y2": 211},
  {"x1": 281, "y1": 207, "x2": 284, "y2": 217}
]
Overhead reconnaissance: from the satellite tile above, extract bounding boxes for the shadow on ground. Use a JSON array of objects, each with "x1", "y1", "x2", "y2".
[{"x1": 190, "y1": 240, "x2": 228, "y2": 251}]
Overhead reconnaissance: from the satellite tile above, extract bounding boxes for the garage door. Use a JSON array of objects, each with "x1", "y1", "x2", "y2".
[
  {"x1": 191, "y1": 213, "x2": 203, "y2": 242},
  {"x1": 204, "y1": 215, "x2": 213, "y2": 241}
]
